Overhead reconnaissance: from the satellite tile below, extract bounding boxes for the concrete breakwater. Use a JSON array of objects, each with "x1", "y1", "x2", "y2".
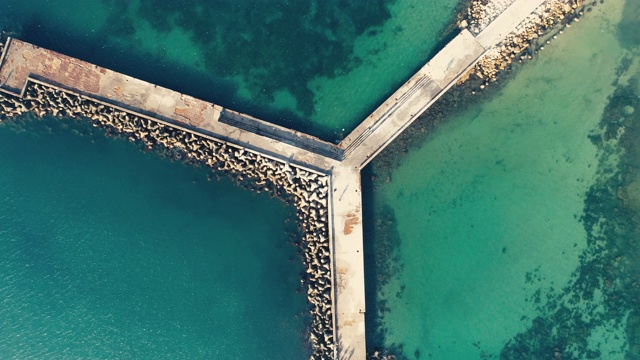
[
  {"x1": 0, "y1": 0, "x2": 567, "y2": 357},
  {"x1": 0, "y1": 81, "x2": 336, "y2": 359}
]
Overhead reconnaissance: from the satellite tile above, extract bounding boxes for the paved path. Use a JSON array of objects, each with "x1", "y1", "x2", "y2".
[
  {"x1": 329, "y1": 166, "x2": 366, "y2": 359},
  {"x1": 339, "y1": 0, "x2": 546, "y2": 171},
  {"x1": 339, "y1": 30, "x2": 486, "y2": 170},
  {"x1": 0, "y1": 0, "x2": 548, "y2": 358}
]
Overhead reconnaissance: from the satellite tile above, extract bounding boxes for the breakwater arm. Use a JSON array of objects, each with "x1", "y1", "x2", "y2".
[
  {"x1": 339, "y1": 0, "x2": 547, "y2": 171},
  {"x1": 339, "y1": 30, "x2": 486, "y2": 170}
]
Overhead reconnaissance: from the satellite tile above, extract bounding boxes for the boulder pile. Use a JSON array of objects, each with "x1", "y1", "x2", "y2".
[{"x1": 460, "y1": 0, "x2": 586, "y2": 85}]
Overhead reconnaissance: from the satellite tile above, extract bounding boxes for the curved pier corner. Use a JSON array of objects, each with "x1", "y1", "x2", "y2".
[{"x1": 0, "y1": 0, "x2": 556, "y2": 358}]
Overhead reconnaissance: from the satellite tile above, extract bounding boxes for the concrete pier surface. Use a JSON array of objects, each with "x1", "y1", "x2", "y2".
[
  {"x1": 0, "y1": 0, "x2": 551, "y2": 358},
  {"x1": 339, "y1": 30, "x2": 486, "y2": 170},
  {"x1": 0, "y1": 38, "x2": 340, "y2": 172},
  {"x1": 475, "y1": 0, "x2": 546, "y2": 48}
]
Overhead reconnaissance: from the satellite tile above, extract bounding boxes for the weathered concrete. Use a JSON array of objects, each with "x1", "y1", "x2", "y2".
[
  {"x1": 329, "y1": 166, "x2": 366, "y2": 358},
  {"x1": 338, "y1": 0, "x2": 548, "y2": 172},
  {"x1": 339, "y1": 30, "x2": 486, "y2": 170},
  {"x1": 0, "y1": 38, "x2": 339, "y2": 172},
  {"x1": 0, "y1": 0, "x2": 550, "y2": 358}
]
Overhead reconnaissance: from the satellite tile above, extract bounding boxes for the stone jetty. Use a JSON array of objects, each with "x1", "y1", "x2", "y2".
[
  {"x1": 463, "y1": 0, "x2": 587, "y2": 84},
  {"x1": 0, "y1": 80, "x2": 336, "y2": 358},
  {"x1": 0, "y1": 0, "x2": 578, "y2": 358}
]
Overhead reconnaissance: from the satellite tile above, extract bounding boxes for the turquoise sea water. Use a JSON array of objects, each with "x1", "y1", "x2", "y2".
[
  {"x1": 367, "y1": 0, "x2": 640, "y2": 358},
  {"x1": 0, "y1": 0, "x2": 461, "y2": 141},
  {"x1": 0, "y1": 117, "x2": 309, "y2": 358}
]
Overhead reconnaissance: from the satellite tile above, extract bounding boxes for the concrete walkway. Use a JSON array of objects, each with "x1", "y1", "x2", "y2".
[
  {"x1": 329, "y1": 166, "x2": 366, "y2": 359},
  {"x1": 0, "y1": 38, "x2": 340, "y2": 172},
  {"x1": 0, "y1": 0, "x2": 549, "y2": 358},
  {"x1": 339, "y1": 0, "x2": 546, "y2": 171}
]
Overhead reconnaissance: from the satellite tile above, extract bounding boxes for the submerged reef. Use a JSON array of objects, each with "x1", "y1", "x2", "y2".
[
  {"x1": 0, "y1": 80, "x2": 336, "y2": 360},
  {"x1": 500, "y1": 66, "x2": 640, "y2": 360},
  {"x1": 362, "y1": 193, "x2": 403, "y2": 360}
]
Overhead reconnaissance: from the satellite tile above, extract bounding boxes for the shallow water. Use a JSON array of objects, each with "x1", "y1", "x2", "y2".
[
  {"x1": 0, "y1": 1, "x2": 465, "y2": 357},
  {"x1": 0, "y1": 117, "x2": 309, "y2": 359},
  {"x1": 368, "y1": 0, "x2": 640, "y2": 358},
  {"x1": 0, "y1": 0, "x2": 461, "y2": 141}
]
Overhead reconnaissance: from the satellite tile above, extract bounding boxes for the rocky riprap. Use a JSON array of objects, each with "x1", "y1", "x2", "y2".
[
  {"x1": 460, "y1": 0, "x2": 588, "y2": 85},
  {"x1": 0, "y1": 82, "x2": 336, "y2": 360}
]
